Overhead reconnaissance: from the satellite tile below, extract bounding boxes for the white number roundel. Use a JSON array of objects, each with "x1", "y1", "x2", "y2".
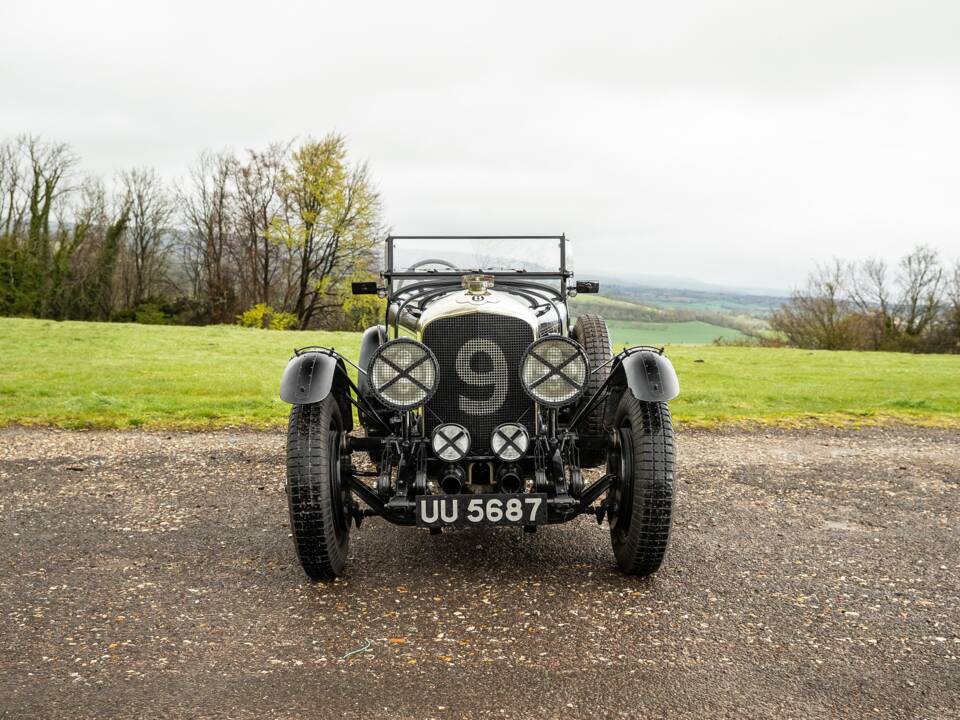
[{"x1": 455, "y1": 338, "x2": 507, "y2": 416}]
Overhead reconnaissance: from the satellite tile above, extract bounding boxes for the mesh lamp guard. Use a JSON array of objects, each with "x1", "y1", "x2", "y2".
[
  {"x1": 520, "y1": 336, "x2": 589, "y2": 408},
  {"x1": 368, "y1": 338, "x2": 439, "y2": 410},
  {"x1": 431, "y1": 423, "x2": 471, "y2": 461},
  {"x1": 491, "y1": 423, "x2": 530, "y2": 461}
]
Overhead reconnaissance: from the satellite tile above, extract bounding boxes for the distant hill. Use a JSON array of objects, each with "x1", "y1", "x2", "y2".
[
  {"x1": 596, "y1": 281, "x2": 784, "y2": 319},
  {"x1": 585, "y1": 270, "x2": 790, "y2": 298},
  {"x1": 570, "y1": 293, "x2": 770, "y2": 341}
]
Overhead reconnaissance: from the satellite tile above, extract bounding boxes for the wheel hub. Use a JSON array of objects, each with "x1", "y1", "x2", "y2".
[
  {"x1": 329, "y1": 431, "x2": 352, "y2": 537},
  {"x1": 606, "y1": 427, "x2": 633, "y2": 533}
]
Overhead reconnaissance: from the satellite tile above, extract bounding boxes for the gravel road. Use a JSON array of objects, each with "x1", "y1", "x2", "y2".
[{"x1": 1, "y1": 426, "x2": 958, "y2": 719}]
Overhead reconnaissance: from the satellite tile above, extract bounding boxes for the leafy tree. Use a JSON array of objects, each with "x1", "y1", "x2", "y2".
[{"x1": 270, "y1": 135, "x2": 382, "y2": 328}]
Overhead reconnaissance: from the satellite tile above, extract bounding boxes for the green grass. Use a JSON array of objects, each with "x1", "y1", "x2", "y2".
[
  {"x1": 655, "y1": 344, "x2": 960, "y2": 428},
  {"x1": 1, "y1": 318, "x2": 958, "y2": 430},
  {"x1": 0, "y1": 318, "x2": 360, "y2": 429},
  {"x1": 606, "y1": 320, "x2": 747, "y2": 346}
]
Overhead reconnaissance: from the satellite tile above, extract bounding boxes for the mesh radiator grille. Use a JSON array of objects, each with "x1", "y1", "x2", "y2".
[{"x1": 422, "y1": 314, "x2": 535, "y2": 454}]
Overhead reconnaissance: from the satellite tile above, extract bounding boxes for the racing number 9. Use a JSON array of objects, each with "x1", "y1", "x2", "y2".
[{"x1": 455, "y1": 338, "x2": 507, "y2": 415}]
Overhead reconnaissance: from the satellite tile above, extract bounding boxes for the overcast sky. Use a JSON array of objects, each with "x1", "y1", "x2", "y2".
[{"x1": 2, "y1": 0, "x2": 958, "y2": 291}]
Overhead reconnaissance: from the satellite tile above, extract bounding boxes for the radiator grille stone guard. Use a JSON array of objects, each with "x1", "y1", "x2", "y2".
[{"x1": 422, "y1": 314, "x2": 535, "y2": 454}]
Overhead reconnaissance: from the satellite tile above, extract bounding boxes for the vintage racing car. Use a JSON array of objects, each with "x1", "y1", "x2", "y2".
[{"x1": 280, "y1": 235, "x2": 679, "y2": 580}]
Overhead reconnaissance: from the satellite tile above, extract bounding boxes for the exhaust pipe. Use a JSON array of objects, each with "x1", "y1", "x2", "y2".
[
  {"x1": 440, "y1": 465, "x2": 465, "y2": 495},
  {"x1": 497, "y1": 465, "x2": 523, "y2": 494}
]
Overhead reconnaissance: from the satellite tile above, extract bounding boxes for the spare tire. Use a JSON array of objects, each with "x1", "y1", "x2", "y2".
[{"x1": 572, "y1": 313, "x2": 613, "y2": 468}]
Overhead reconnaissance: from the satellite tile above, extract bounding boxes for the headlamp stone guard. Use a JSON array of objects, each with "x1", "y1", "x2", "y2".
[
  {"x1": 520, "y1": 336, "x2": 590, "y2": 407},
  {"x1": 431, "y1": 423, "x2": 471, "y2": 461},
  {"x1": 368, "y1": 338, "x2": 440, "y2": 410},
  {"x1": 490, "y1": 423, "x2": 531, "y2": 461}
]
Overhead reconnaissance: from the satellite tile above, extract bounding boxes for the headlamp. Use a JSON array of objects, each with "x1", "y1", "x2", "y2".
[
  {"x1": 520, "y1": 336, "x2": 589, "y2": 407},
  {"x1": 368, "y1": 338, "x2": 439, "y2": 410}
]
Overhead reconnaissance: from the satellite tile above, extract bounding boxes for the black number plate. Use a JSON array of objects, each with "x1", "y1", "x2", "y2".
[{"x1": 416, "y1": 493, "x2": 548, "y2": 528}]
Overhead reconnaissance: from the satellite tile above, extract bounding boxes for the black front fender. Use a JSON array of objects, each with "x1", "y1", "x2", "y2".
[
  {"x1": 618, "y1": 349, "x2": 680, "y2": 403},
  {"x1": 279, "y1": 351, "x2": 339, "y2": 405}
]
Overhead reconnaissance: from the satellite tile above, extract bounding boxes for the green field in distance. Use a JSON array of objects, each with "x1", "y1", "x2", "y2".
[{"x1": 606, "y1": 320, "x2": 747, "y2": 346}]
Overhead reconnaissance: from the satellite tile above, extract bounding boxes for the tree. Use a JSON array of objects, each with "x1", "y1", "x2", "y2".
[
  {"x1": 895, "y1": 245, "x2": 945, "y2": 343},
  {"x1": 0, "y1": 136, "x2": 78, "y2": 315},
  {"x1": 90, "y1": 212, "x2": 130, "y2": 320},
  {"x1": 941, "y1": 260, "x2": 960, "y2": 352},
  {"x1": 1, "y1": 132, "x2": 387, "y2": 329},
  {"x1": 119, "y1": 168, "x2": 173, "y2": 307},
  {"x1": 848, "y1": 258, "x2": 896, "y2": 350},
  {"x1": 773, "y1": 245, "x2": 956, "y2": 353},
  {"x1": 179, "y1": 151, "x2": 235, "y2": 322},
  {"x1": 770, "y1": 259, "x2": 862, "y2": 350},
  {"x1": 0, "y1": 139, "x2": 27, "y2": 238},
  {"x1": 48, "y1": 177, "x2": 106, "y2": 318},
  {"x1": 270, "y1": 135, "x2": 382, "y2": 328},
  {"x1": 231, "y1": 144, "x2": 286, "y2": 308}
]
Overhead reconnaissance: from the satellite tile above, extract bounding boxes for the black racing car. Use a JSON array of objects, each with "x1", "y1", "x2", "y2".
[{"x1": 279, "y1": 235, "x2": 679, "y2": 580}]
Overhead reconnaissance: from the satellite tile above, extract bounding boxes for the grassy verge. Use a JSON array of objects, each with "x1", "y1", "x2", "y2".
[{"x1": 1, "y1": 318, "x2": 958, "y2": 430}]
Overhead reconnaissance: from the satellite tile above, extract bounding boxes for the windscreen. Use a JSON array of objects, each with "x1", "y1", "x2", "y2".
[{"x1": 389, "y1": 237, "x2": 569, "y2": 274}]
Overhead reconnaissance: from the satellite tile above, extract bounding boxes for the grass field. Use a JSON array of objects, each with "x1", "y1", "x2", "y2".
[
  {"x1": 2, "y1": 317, "x2": 959, "y2": 429},
  {"x1": 606, "y1": 319, "x2": 747, "y2": 346}
]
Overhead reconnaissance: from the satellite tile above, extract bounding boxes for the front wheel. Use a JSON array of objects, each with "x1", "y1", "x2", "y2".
[
  {"x1": 607, "y1": 394, "x2": 675, "y2": 576},
  {"x1": 286, "y1": 396, "x2": 352, "y2": 580}
]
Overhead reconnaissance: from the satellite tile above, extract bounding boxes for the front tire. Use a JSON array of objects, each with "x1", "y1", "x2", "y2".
[
  {"x1": 286, "y1": 396, "x2": 351, "y2": 580},
  {"x1": 607, "y1": 394, "x2": 675, "y2": 576}
]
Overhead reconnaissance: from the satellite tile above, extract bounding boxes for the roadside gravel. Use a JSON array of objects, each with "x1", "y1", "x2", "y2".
[{"x1": 1, "y1": 426, "x2": 958, "y2": 719}]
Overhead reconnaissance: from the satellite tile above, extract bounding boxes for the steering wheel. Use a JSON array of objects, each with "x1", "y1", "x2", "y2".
[{"x1": 406, "y1": 258, "x2": 460, "y2": 272}]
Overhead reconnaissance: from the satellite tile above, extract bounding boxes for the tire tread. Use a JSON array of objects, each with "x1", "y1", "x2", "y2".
[
  {"x1": 286, "y1": 399, "x2": 348, "y2": 580},
  {"x1": 611, "y1": 398, "x2": 675, "y2": 576}
]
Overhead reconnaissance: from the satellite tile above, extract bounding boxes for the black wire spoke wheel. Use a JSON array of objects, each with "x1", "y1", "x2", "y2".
[
  {"x1": 607, "y1": 395, "x2": 675, "y2": 577},
  {"x1": 286, "y1": 395, "x2": 351, "y2": 580}
]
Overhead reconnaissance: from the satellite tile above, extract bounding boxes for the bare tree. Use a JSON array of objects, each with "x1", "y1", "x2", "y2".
[
  {"x1": 48, "y1": 177, "x2": 107, "y2": 317},
  {"x1": 179, "y1": 151, "x2": 235, "y2": 322},
  {"x1": 0, "y1": 139, "x2": 28, "y2": 237},
  {"x1": 771, "y1": 259, "x2": 861, "y2": 349},
  {"x1": 895, "y1": 245, "x2": 945, "y2": 340},
  {"x1": 231, "y1": 144, "x2": 287, "y2": 308},
  {"x1": 848, "y1": 258, "x2": 895, "y2": 349},
  {"x1": 119, "y1": 168, "x2": 174, "y2": 306},
  {"x1": 944, "y1": 260, "x2": 960, "y2": 351}
]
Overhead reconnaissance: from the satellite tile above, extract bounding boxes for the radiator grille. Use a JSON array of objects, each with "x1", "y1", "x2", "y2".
[{"x1": 422, "y1": 314, "x2": 535, "y2": 454}]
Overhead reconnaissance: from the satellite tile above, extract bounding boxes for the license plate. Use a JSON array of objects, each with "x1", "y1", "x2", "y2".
[{"x1": 416, "y1": 493, "x2": 547, "y2": 528}]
